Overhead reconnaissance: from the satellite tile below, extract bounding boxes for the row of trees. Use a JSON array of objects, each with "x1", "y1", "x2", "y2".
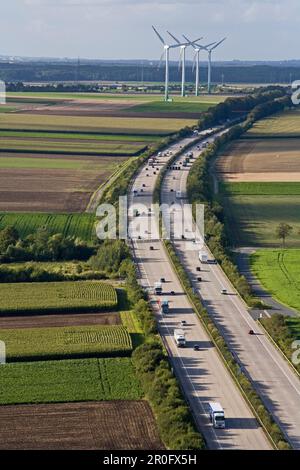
[{"x1": 0, "y1": 226, "x2": 93, "y2": 262}]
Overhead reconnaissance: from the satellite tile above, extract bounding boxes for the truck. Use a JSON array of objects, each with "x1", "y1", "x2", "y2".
[
  {"x1": 174, "y1": 329, "x2": 186, "y2": 347},
  {"x1": 199, "y1": 252, "x2": 208, "y2": 263},
  {"x1": 208, "y1": 402, "x2": 225, "y2": 429},
  {"x1": 159, "y1": 299, "x2": 169, "y2": 314},
  {"x1": 154, "y1": 282, "x2": 162, "y2": 295}
]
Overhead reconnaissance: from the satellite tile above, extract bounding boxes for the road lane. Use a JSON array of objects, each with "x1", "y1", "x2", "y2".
[
  {"x1": 128, "y1": 131, "x2": 271, "y2": 450},
  {"x1": 162, "y1": 135, "x2": 300, "y2": 449}
]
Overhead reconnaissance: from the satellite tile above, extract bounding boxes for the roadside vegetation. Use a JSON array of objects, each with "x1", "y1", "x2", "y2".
[{"x1": 260, "y1": 314, "x2": 300, "y2": 375}]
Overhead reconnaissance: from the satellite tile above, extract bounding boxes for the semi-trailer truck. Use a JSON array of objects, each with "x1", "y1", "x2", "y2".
[
  {"x1": 208, "y1": 402, "x2": 225, "y2": 429},
  {"x1": 174, "y1": 329, "x2": 186, "y2": 347}
]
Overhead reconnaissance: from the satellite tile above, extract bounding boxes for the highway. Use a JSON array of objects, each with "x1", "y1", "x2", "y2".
[
  {"x1": 161, "y1": 134, "x2": 300, "y2": 449},
  {"x1": 128, "y1": 131, "x2": 271, "y2": 450}
]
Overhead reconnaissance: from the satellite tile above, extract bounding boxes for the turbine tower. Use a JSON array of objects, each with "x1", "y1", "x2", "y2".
[
  {"x1": 167, "y1": 32, "x2": 202, "y2": 98},
  {"x1": 152, "y1": 26, "x2": 183, "y2": 102},
  {"x1": 206, "y1": 38, "x2": 226, "y2": 94},
  {"x1": 183, "y1": 35, "x2": 215, "y2": 97}
]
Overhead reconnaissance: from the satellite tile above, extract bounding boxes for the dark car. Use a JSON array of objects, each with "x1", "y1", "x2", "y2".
[
  {"x1": 150, "y1": 246, "x2": 154, "y2": 251},
  {"x1": 248, "y1": 329, "x2": 255, "y2": 335},
  {"x1": 193, "y1": 345, "x2": 201, "y2": 351},
  {"x1": 170, "y1": 291, "x2": 175, "y2": 296},
  {"x1": 196, "y1": 267, "x2": 201, "y2": 272}
]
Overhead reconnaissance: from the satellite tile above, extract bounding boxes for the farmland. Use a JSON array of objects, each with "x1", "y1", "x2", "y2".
[
  {"x1": 246, "y1": 108, "x2": 300, "y2": 138},
  {"x1": 0, "y1": 324, "x2": 132, "y2": 361},
  {"x1": 250, "y1": 249, "x2": 300, "y2": 311},
  {"x1": 0, "y1": 281, "x2": 118, "y2": 315},
  {"x1": 216, "y1": 138, "x2": 300, "y2": 182},
  {"x1": 0, "y1": 401, "x2": 163, "y2": 450},
  {"x1": 0, "y1": 213, "x2": 95, "y2": 240},
  {"x1": 0, "y1": 358, "x2": 142, "y2": 404}
]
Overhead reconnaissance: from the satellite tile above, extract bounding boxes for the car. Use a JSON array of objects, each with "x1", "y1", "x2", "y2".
[
  {"x1": 140, "y1": 188, "x2": 144, "y2": 193},
  {"x1": 196, "y1": 267, "x2": 201, "y2": 272},
  {"x1": 193, "y1": 345, "x2": 201, "y2": 351},
  {"x1": 170, "y1": 291, "x2": 175, "y2": 296},
  {"x1": 153, "y1": 171, "x2": 156, "y2": 175},
  {"x1": 146, "y1": 174, "x2": 149, "y2": 177},
  {"x1": 146, "y1": 168, "x2": 149, "y2": 171},
  {"x1": 142, "y1": 184, "x2": 146, "y2": 187},
  {"x1": 197, "y1": 277, "x2": 202, "y2": 282},
  {"x1": 170, "y1": 189, "x2": 174, "y2": 192},
  {"x1": 180, "y1": 320, "x2": 187, "y2": 327},
  {"x1": 248, "y1": 329, "x2": 255, "y2": 335},
  {"x1": 160, "y1": 278, "x2": 166, "y2": 283},
  {"x1": 221, "y1": 288, "x2": 227, "y2": 295},
  {"x1": 149, "y1": 246, "x2": 154, "y2": 251},
  {"x1": 156, "y1": 168, "x2": 159, "y2": 171}
]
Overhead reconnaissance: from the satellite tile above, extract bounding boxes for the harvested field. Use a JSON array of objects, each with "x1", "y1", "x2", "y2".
[
  {"x1": 0, "y1": 154, "x2": 128, "y2": 212},
  {"x1": 0, "y1": 312, "x2": 120, "y2": 329},
  {"x1": 216, "y1": 139, "x2": 300, "y2": 182},
  {"x1": 246, "y1": 108, "x2": 300, "y2": 137},
  {"x1": 0, "y1": 401, "x2": 163, "y2": 450},
  {"x1": 0, "y1": 113, "x2": 197, "y2": 134}
]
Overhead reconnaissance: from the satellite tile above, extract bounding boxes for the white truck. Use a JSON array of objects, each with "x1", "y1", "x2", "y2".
[
  {"x1": 154, "y1": 282, "x2": 163, "y2": 295},
  {"x1": 208, "y1": 402, "x2": 225, "y2": 429},
  {"x1": 199, "y1": 252, "x2": 208, "y2": 263},
  {"x1": 174, "y1": 329, "x2": 186, "y2": 347}
]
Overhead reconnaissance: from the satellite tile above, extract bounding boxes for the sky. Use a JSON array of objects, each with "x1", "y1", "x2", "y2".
[{"x1": 1, "y1": 0, "x2": 300, "y2": 61}]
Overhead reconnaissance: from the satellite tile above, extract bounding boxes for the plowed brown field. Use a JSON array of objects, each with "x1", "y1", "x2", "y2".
[{"x1": 0, "y1": 401, "x2": 164, "y2": 450}]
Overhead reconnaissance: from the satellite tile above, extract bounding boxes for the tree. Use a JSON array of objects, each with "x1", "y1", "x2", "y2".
[
  {"x1": 276, "y1": 223, "x2": 293, "y2": 247},
  {"x1": 0, "y1": 226, "x2": 19, "y2": 255}
]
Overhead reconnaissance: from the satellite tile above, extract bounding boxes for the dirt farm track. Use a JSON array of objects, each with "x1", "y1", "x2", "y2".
[{"x1": 0, "y1": 401, "x2": 164, "y2": 450}]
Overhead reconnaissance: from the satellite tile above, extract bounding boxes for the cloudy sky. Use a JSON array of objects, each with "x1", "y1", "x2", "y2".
[{"x1": 1, "y1": 0, "x2": 300, "y2": 61}]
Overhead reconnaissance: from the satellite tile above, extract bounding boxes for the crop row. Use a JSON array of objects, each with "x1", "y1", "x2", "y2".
[
  {"x1": 0, "y1": 358, "x2": 142, "y2": 405},
  {"x1": 0, "y1": 213, "x2": 96, "y2": 241},
  {"x1": 0, "y1": 281, "x2": 118, "y2": 315},
  {"x1": 0, "y1": 324, "x2": 132, "y2": 361}
]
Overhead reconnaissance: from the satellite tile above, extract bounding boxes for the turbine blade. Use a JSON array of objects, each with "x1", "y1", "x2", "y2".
[
  {"x1": 167, "y1": 31, "x2": 181, "y2": 44},
  {"x1": 152, "y1": 26, "x2": 165, "y2": 45},
  {"x1": 211, "y1": 37, "x2": 226, "y2": 50},
  {"x1": 157, "y1": 51, "x2": 165, "y2": 69}
]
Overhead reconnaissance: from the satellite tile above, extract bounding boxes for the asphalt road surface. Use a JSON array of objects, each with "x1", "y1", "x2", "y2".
[
  {"x1": 128, "y1": 130, "x2": 270, "y2": 450},
  {"x1": 161, "y1": 135, "x2": 300, "y2": 449}
]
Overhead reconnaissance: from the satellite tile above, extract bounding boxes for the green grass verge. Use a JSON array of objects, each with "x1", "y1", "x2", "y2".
[
  {"x1": 0, "y1": 130, "x2": 160, "y2": 142},
  {"x1": 0, "y1": 281, "x2": 117, "y2": 315},
  {"x1": 250, "y1": 249, "x2": 300, "y2": 312},
  {"x1": 0, "y1": 357, "x2": 142, "y2": 405},
  {"x1": 0, "y1": 213, "x2": 95, "y2": 241},
  {"x1": 0, "y1": 325, "x2": 132, "y2": 361}
]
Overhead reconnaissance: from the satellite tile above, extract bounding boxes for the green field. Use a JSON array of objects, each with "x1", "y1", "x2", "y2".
[
  {"x1": 246, "y1": 108, "x2": 300, "y2": 138},
  {"x1": 126, "y1": 100, "x2": 212, "y2": 115},
  {"x1": 221, "y1": 182, "x2": 300, "y2": 196},
  {"x1": 251, "y1": 249, "x2": 300, "y2": 311},
  {"x1": 0, "y1": 325, "x2": 132, "y2": 361},
  {"x1": 0, "y1": 357, "x2": 142, "y2": 405},
  {"x1": 221, "y1": 183, "x2": 300, "y2": 247},
  {"x1": 0, "y1": 113, "x2": 197, "y2": 134},
  {"x1": 0, "y1": 130, "x2": 160, "y2": 142},
  {"x1": 0, "y1": 213, "x2": 95, "y2": 241},
  {"x1": 0, "y1": 281, "x2": 117, "y2": 315},
  {"x1": 0, "y1": 139, "x2": 146, "y2": 156}
]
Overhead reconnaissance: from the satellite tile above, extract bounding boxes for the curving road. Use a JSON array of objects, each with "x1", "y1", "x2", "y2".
[
  {"x1": 128, "y1": 130, "x2": 270, "y2": 450},
  {"x1": 161, "y1": 134, "x2": 300, "y2": 449}
]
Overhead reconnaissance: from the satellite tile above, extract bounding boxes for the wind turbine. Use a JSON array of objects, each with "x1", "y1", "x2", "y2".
[
  {"x1": 206, "y1": 38, "x2": 226, "y2": 94},
  {"x1": 152, "y1": 26, "x2": 183, "y2": 102},
  {"x1": 183, "y1": 35, "x2": 215, "y2": 97}
]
